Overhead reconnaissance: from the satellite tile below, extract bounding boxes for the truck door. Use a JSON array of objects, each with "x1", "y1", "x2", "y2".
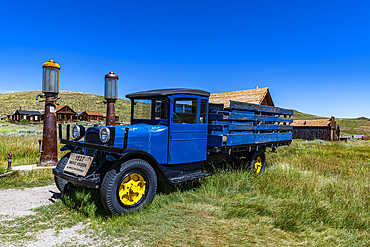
[{"x1": 168, "y1": 95, "x2": 208, "y2": 164}]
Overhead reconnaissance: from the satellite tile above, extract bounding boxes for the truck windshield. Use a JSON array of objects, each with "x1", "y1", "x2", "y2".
[{"x1": 133, "y1": 98, "x2": 168, "y2": 121}]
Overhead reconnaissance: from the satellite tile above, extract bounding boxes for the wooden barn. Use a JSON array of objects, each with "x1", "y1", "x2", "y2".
[
  {"x1": 209, "y1": 87, "x2": 274, "y2": 107},
  {"x1": 292, "y1": 117, "x2": 340, "y2": 141},
  {"x1": 79, "y1": 111, "x2": 105, "y2": 122},
  {"x1": 11, "y1": 110, "x2": 42, "y2": 124}
]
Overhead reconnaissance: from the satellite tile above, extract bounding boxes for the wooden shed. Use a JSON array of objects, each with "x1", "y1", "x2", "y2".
[
  {"x1": 11, "y1": 110, "x2": 42, "y2": 124},
  {"x1": 209, "y1": 87, "x2": 274, "y2": 107},
  {"x1": 292, "y1": 117, "x2": 340, "y2": 141},
  {"x1": 80, "y1": 111, "x2": 105, "y2": 122}
]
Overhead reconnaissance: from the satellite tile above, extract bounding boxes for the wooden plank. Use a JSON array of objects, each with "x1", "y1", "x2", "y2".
[
  {"x1": 278, "y1": 125, "x2": 293, "y2": 130},
  {"x1": 229, "y1": 123, "x2": 255, "y2": 131},
  {"x1": 208, "y1": 124, "x2": 223, "y2": 131},
  {"x1": 277, "y1": 117, "x2": 293, "y2": 123},
  {"x1": 276, "y1": 132, "x2": 293, "y2": 141},
  {"x1": 229, "y1": 112, "x2": 256, "y2": 121},
  {"x1": 256, "y1": 115, "x2": 279, "y2": 122},
  {"x1": 256, "y1": 133, "x2": 277, "y2": 143},
  {"x1": 209, "y1": 113, "x2": 224, "y2": 121},
  {"x1": 226, "y1": 133, "x2": 256, "y2": 146},
  {"x1": 230, "y1": 101, "x2": 294, "y2": 115},
  {"x1": 209, "y1": 103, "x2": 224, "y2": 111},
  {"x1": 256, "y1": 124, "x2": 278, "y2": 130}
]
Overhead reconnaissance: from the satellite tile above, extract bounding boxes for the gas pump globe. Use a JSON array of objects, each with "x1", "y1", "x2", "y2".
[
  {"x1": 105, "y1": 71, "x2": 118, "y2": 99},
  {"x1": 42, "y1": 60, "x2": 60, "y2": 94},
  {"x1": 105, "y1": 71, "x2": 118, "y2": 126}
]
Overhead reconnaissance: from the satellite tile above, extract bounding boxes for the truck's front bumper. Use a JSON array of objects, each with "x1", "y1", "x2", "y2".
[{"x1": 52, "y1": 168, "x2": 101, "y2": 189}]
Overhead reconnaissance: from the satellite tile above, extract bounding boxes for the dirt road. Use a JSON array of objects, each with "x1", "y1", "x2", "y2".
[{"x1": 0, "y1": 184, "x2": 61, "y2": 221}]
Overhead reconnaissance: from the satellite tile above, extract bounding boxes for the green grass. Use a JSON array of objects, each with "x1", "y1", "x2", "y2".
[
  {"x1": 0, "y1": 169, "x2": 54, "y2": 189},
  {"x1": 1, "y1": 140, "x2": 370, "y2": 246},
  {"x1": 336, "y1": 118, "x2": 370, "y2": 136}
]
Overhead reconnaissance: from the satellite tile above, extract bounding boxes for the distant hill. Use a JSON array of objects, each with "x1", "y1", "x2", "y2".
[
  {"x1": 292, "y1": 110, "x2": 324, "y2": 120},
  {"x1": 336, "y1": 118, "x2": 370, "y2": 136},
  {"x1": 0, "y1": 91, "x2": 131, "y2": 123},
  {"x1": 1, "y1": 91, "x2": 369, "y2": 136}
]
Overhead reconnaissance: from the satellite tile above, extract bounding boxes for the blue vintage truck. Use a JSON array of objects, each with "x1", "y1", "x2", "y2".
[{"x1": 53, "y1": 88, "x2": 293, "y2": 215}]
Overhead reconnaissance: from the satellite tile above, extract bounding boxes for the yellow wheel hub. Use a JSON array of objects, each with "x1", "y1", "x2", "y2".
[
  {"x1": 254, "y1": 156, "x2": 262, "y2": 174},
  {"x1": 118, "y1": 173, "x2": 146, "y2": 206}
]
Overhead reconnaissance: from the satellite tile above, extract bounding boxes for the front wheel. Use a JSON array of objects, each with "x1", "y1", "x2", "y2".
[
  {"x1": 250, "y1": 149, "x2": 266, "y2": 174},
  {"x1": 100, "y1": 159, "x2": 157, "y2": 215},
  {"x1": 54, "y1": 154, "x2": 69, "y2": 193}
]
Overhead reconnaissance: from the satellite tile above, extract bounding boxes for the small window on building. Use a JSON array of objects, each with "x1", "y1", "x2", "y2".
[
  {"x1": 35, "y1": 116, "x2": 38, "y2": 121},
  {"x1": 200, "y1": 99, "x2": 207, "y2": 124},
  {"x1": 23, "y1": 115, "x2": 26, "y2": 119},
  {"x1": 173, "y1": 98, "x2": 197, "y2": 124}
]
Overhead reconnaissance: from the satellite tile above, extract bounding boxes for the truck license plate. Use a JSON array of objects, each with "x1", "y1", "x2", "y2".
[{"x1": 64, "y1": 153, "x2": 93, "y2": 177}]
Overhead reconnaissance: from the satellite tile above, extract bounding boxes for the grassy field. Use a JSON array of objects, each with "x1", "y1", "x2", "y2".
[
  {"x1": 0, "y1": 90, "x2": 131, "y2": 123},
  {"x1": 1, "y1": 140, "x2": 370, "y2": 246},
  {"x1": 337, "y1": 118, "x2": 370, "y2": 136}
]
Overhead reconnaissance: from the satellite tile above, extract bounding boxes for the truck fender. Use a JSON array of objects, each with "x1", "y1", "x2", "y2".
[{"x1": 110, "y1": 148, "x2": 171, "y2": 184}]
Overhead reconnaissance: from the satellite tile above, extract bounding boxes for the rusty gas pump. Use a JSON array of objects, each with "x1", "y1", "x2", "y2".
[
  {"x1": 104, "y1": 71, "x2": 118, "y2": 126},
  {"x1": 37, "y1": 60, "x2": 60, "y2": 166}
]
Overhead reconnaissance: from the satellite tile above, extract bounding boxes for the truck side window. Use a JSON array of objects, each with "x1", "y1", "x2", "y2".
[
  {"x1": 173, "y1": 98, "x2": 197, "y2": 124},
  {"x1": 200, "y1": 99, "x2": 207, "y2": 124},
  {"x1": 134, "y1": 98, "x2": 168, "y2": 121},
  {"x1": 134, "y1": 99, "x2": 152, "y2": 119}
]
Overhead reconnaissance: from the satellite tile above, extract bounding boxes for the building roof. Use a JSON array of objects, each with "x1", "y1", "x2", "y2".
[
  {"x1": 209, "y1": 87, "x2": 274, "y2": 107},
  {"x1": 56, "y1": 105, "x2": 77, "y2": 114},
  {"x1": 82, "y1": 111, "x2": 104, "y2": 117},
  {"x1": 293, "y1": 118, "x2": 335, "y2": 127},
  {"x1": 15, "y1": 110, "x2": 42, "y2": 116},
  {"x1": 126, "y1": 88, "x2": 210, "y2": 99}
]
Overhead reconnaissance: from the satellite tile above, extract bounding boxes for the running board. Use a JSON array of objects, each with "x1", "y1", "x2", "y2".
[{"x1": 169, "y1": 171, "x2": 212, "y2": 184}]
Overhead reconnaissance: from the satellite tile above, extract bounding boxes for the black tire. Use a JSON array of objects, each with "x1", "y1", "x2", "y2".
[
  {"x1": 54, "y1": 153, "x2": 70, "y2": 193},
  {"x1": 100, "y1": 159, "x2": 157, "y2": 215},
  {"x1": 250, "y1": 149, "x2": 266, "y2": 174},
  {"x1": 54, "y1": 153, "x2": 76, "y2": 194}
]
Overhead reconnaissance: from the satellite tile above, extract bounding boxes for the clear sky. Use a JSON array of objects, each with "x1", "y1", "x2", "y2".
[{"x1": 0, "y1": 0, "x2": 369, "y2": 118}]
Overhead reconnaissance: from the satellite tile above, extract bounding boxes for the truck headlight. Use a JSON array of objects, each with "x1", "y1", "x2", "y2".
[
  {"x1": 71, "y1": 124, "x2": 85, "y2": 140},
  {"x1": 100, "y1": 126, "x2": 111, "y2": 143}
]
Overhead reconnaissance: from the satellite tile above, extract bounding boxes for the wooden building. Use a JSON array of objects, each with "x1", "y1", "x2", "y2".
[
  {"x1": 55, "y1": 105, "x2": 78, "y2": 123},
  {"x1": 209, "y1": 87, "x2": 274, "y2": 107},
  {"x1": 11, "y1": 110, "x2": 42, "y2": 124},
  {"x1": 1, "y1": 114, "x2": 11, "y2": 122},
  {"x1": 292, "y1": 117, "x2": 340, "y2": 141},
  {"x1": 79, "y1": 111, "x2": 105, "y2": 122}
]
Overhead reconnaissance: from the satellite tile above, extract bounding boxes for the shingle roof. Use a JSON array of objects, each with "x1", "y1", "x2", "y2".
[
  {"x1": 16, "y1": 110, "x2": 42, "y2": 116},
  {"x1": 82, "y1": 111, "x2": 104, "y2": 117},
  {"x1": 293, "y1": 119, "x2": 333, "y2": 127},
  {"x1": 209, "y1": 88, "x2": 274, "y2": 107},
  {"x1": 56, "y1": 105, "x2": 77, "y2": 114}
]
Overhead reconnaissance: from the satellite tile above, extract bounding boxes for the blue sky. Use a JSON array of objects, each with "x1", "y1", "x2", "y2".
[{"x1": 0, "y1": 0, "x2": 369, "y2": 118}]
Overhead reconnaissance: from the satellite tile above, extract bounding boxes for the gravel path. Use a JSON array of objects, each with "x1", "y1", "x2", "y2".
[{"x1": 0, "y1": 185, "x2": 61, "y2": 221}]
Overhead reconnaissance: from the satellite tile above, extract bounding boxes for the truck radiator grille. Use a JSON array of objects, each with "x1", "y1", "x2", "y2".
[{"x1": 85, "y1": 132, "x2": 100, "y2": 156}]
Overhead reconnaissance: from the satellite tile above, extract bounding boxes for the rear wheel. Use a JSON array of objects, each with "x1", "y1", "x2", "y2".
[
  {"x1": 100, "y1": 159, "x2": 157, "y2": 215},
  {"x1": 250, "y1": 149, "x2": 266, "y2": 174}
]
